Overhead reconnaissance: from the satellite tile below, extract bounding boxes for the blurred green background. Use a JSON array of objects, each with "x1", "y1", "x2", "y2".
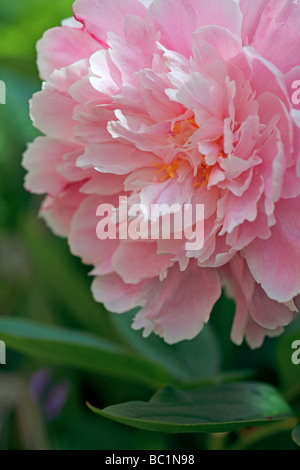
[{"x1": 0, "y1": 0, "x2": 299, "y2": 450}]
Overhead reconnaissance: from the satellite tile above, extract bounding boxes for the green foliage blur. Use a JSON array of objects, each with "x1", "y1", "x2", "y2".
[{"x1": 0, "y1": 0, "x2": 299, "y2": 450}]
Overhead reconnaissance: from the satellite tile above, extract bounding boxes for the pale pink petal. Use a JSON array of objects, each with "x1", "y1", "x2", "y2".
[
  {"x1": 226, "y1": 207, "x2": 272, "y2": 252},
  {"x1": 69, "y1": 195, "x2": 119, "y2": 265},
  {"x1": 220, "y1": 176, "x2": 264, "y2": 235},
  {"x1": 140, "y1": 177, "x2": 192, "y2": 219},
  {"x1": 168, "y1": 72, "x2": 226, "y2": 124},
  {"x1": 112, "y1": 242, "x2": 173, "y2": 284},
  {"x1": 133, "y1": 262, "x2": 221, "y2": 343},
  {"x1": 245, "y1": 47, "x2": 289, "y2": 107},
  {"x1": 249, "y1": 283, "x2": 294, "y2": 330},
  {"x1": 107, "y1": 16, "x2": 157, "y2": 86},
  {"x1": 192, "y1": 26, "x2": 242, "y2": 62},
  {"x1": 73, "y1": 0, "x2": 147, "y2": 44},
  {"x1": 41, "y1": 183, "x2": 86, "y2": 237},
  {"x1": 224, "y1": 256, "x2": 294, "y2": 349},
  {"x1": 239, "y1": 0, "x2": 270, "y2": 44},
  {"x1": 37, "y1": 26, "x2": 100, "y2": 80},
  {"x1": 56, "y1": 149, "x2": 88, "y2": 183},
  {"x1": 80, "y1": 173, "x2": 125, "y2": 195},
  {"x1": 223, "y1": 256, "x2": 254, "y2": 346},
  {"x1": 281, "y1": 166, "x2": 300, "y2": 199},
  {"x1": 138, "y1": 0, "x2": 152, "y2": 7},
  {"x1": 252, "y1": 0, "x2": 300, "y2": 73},
  {"x1": 139, "y1": 69, "x2": 184, "y2": 122},
  {"x1": 92, "y1": 273, "x2": 153, "y2": 313},
  {"x1": 257, "y1": 92, "x2": 293, "y2": 163},
  {"x1": 30, "y1": 88, "x2": 75, "y2": 141},
  {"x1": 245, "y1": 197, "x2": 300, "y2": 303},
  {"x1": 77, "y1": 142, "x2": 158, "y2": 174},
  {"x1": 147, "y1": 0, "x2": 242, "y2": 57},
  {"x1": 107, "y1": 109, "x2": 170, "y2": 151},
  {"x1": 244, "y1": 317, "x2": 284, "y2": 350},
  {"x1": 48, "y1": 59, "x2": 90, "y2": 95},
  {"x1": 73, "y1": 107, "x2": 115, "y2": 144},
  {"x1": 23, "y1": 137, "x2": 79, "y2": 196}
]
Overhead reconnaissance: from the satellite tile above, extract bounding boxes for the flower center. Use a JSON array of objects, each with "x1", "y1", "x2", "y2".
[
  {"x1": 154, "y1": 157, "x2": 182, "y2": 181},
  {"x1": 154, "y1": 116, "x2": 225, "y2": 187},
  {"x1": 171, "y1": 117, "x2": 199, "y2": 137}
]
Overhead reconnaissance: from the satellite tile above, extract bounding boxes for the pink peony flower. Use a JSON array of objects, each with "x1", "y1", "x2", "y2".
[{"x1": 23, "y1": 0, "x2": 300, "y2": 348}]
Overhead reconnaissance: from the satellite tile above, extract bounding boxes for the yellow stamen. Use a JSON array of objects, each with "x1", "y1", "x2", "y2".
[
  {"x1": 171, "y1": 117, "x2": 199, "y2": 136},
  {"x1": 153, "y1": 116, "x2": 225, "y2": 187},
  {"x1": 172, "y1": 121, "x2": 183, "y2": 136},
  {"x1": 186, "y1": 117, "x2": 199, "y2": 128},
  {"x1": 154, "y1": 157, "x2": 182, "y2": 181}
]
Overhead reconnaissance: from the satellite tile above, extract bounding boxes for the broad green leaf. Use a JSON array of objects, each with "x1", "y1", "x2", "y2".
[
  {"x1": 0, "y1": 318, "x2": 175, "y2": 388},
  {"x1": 277, "y1": 329, "x2": 300, "y2": 391},
  {"x1": 111, "y1": 309, "x2": 221, "y2": 383},
  {"x1": 89, "y1": 382, "x2": 293, "y2": 434},
  {"x1": 292, "y1": 423, "x2": 300, "y2": 447}
]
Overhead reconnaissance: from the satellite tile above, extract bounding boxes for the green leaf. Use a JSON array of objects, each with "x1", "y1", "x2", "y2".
[
  {"x1": 111, "y1": 309, "x2": 221, "y2": 383},
  {"x1": 0, "y1": 318, "x2": 175, "y2": 388},
  {"x1": 88, "y1": 382, "x2": 293, "y2": 434},
  {"x1": 292, "y1": 423, "x2": 300, "y2": 447}
]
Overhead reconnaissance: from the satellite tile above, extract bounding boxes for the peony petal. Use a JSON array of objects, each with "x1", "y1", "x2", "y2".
[
  {"x1": 224, "y1": 256, "x2": 293, "y2": 349},
  {"x1": 41, "y1": 182, "x2": 86, "y2": 237},
  {"x1": 30, "y1": 88, "x2": 75, "y2": 141},
  {"x1": 140, "y1": 177, "x2": 192, "y2": 220},
  {"x1": 133, "y1": 263, "x2": 221, "y2": 344},
  {"x1": 220, "y1": 176, "x2": 264, "y2": 235},
  {"x1": 192, "y1": 26, "x2": 242, "y2": 62},
  {"x1": 147, "y1": 0, "x2": 242, "y2": 58},
  {"x1": 37, "y1": 26, "x2": 100, "y2": 80},
  {"x1": 239, "y1": 0, "x2": 270, "y2": 44},
  {"x1": 73, "y1": 0, "x2": 147, "y2": 44},
  {"x1": 249, "y1": 283, "x2": 294, "y2": 330},
  {"x1": 112, "y1": 241, "x2": 173, "y2": 284},
  {"x1": 80, "y1": 173, "x2": 125, "y2": 195},
  {"x1": 69, "y1": 195, "x2": 119, "y2": 265},
  {"x1": 92, "y1": 273, "x2": 153, "y2": 313},
  {"x1": 107, "y1": 16, "x2": 157, "y2": 86},
  {"x1": 77, "y1": 142, "x2": 158, "y2": 175},
  {"x1": 133, "y1": 262, "x2": 221, "y2": 343},
  {"x1": 168, "y1": 72, "x2": 226, "y2": 124},
  {"x1": 245, "y1": 197, "x2": 300, "y2": 303},
  {"x1": 252, "y1": 0, "x2": 300, "y2": 73},
  {"x1": 23, "y1": 137, "x2": 79, "y2": 196}
]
